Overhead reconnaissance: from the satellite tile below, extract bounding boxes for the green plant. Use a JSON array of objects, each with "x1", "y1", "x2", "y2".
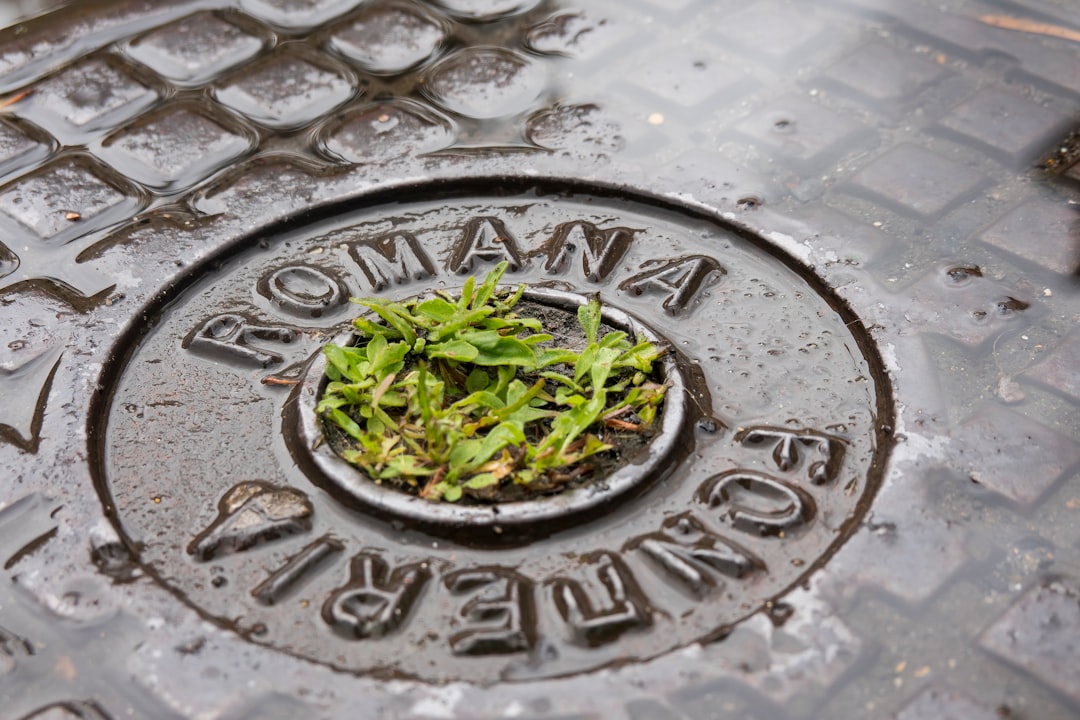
[{"x1": 316, "y1": 261, "x2": 668, "y2": 503}]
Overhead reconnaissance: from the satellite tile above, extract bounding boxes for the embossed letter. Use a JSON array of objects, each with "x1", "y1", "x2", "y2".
[
  {"x1": 0, "y1": 624, "x2": 32, "y2": 674},
  {"x1": 696, "y1": 470, "x2": 815, "y2": 537},
  {"x1": 542, "y1": 221, "x2": 635, "y2": 282},
  {"x1": 188, "y1": 481, "x2": 313, "y2": 561},
  {"x1": 257, "y1": 265, "x2": 346, "y2": 319},
  {"x1": 252, "y1": 535, "x2": 344, "y2": 605},
  {"x1": 448, "y1": 217, "x2": 523, "y2": 273},
  {"x1": 628, "y1": 513, "x2": 763, "y2": 598},
  {"x1": 322, "y1": 553, "x2": 431, "y2": 639},
  {"x1": 445, "y1": 567, "x2": 534, "y2": 655},
  {"x1": 619, "y1": 256, "x2": 724, "y2": 315},
  {"x1": 347, "y1": 232, "x2": 437, "y2": 291},
  {"x1": 736, "y1": 426, "x2": 845, "y2": 484},
  {"x1": 550, "y1": 551, "x2": 651, "y2": 647},
  {"x1": 183, "y1": 313, "x2": 297, "y2": 368}
]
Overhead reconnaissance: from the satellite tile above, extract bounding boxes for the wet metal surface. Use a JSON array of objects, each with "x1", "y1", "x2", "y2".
[
  {"x1": 0, "y1": 0, "x2": 1077, "y2": 718},
  {"x1": 96, "y1": 189, "x2": 889, "y2": 682}
]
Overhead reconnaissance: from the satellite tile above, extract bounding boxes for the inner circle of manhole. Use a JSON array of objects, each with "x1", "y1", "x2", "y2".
[
  {"x1": 94, "y1": 184, "x2": 893, "y2": 683},
  {"x1": 296, "y1": 285, "x2": 690, "y2": 538}
]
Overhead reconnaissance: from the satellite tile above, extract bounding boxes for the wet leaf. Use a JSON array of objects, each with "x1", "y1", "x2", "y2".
[
  {"x1": 578, "y1": 294, "x2": 601, "y2": 345},
  {"x1": 465, "y1": 331, "x2": 537, "y2": 367},
  {"x1": 466, "y1": 368, "x2": 490, "y2": 392},
  {"x1": 428, "y1": 339, "x2": 480, "y2": 362}
]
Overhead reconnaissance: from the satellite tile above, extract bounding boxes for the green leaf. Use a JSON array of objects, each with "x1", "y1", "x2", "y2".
[
  {"x1": 589, "y1": 346, "x2": 621, "y2": 390},
  {"x1": 355, "y1": 300, "x2": 417, "y2": 347},
  {"x1": 541, "y1": 371, "x2": 584, "y2": 393},
  {"x1": 578, "y1": 294, "x2": 602, "y2": 345},
  {"x1": 465, "y1": 331, "x2": 537, "y2": 368},
  {"x1": 574, "y1": 344, "x2": 597, "y2": 383},
  {"x1": 366, "y1": 415, "x2": 385, "y2": 435},
  {"x1": 599, "y1": 330, "x2": 629, "y2": 349},
  {"x1": 614, "y1": 341, "x2": 663, "y2": 372},
  {"x1": 508, "y1": 315, "x2": 542, "y2": 333},
  {"x1": 449, "y1": 390, "x2": 505, "y2": 412},
  {"x1": 459, "y1": 275, "x2": 476, "y2": 310},
  {"x1": 474, "y1": 422, "x2": 525, "y2": 464},
  {"x1": 499, "y1": 282, "x2": 525, "y2": 311},
  {"x1": 493, "y1": 379, "x2": 548, "y2": 424},
  {"x1": 323, "y1": 344, "x2": 366, "y2": 382},
  {"x1": 325, "y1": 407, "x2": 365, "y2": 442},
  {"x1": 352, "y1": 314, "x2": 400, "y2": 340},
  {"x1": 427, "y1": 339, "x2": 479, "y2": 362},
  {"x1": 535, "y1": 349, "x2": 578, "y2": 369},
  {"x1": 466, "y1": 368, "x2": 490, "y2": 392},
  {"x1": 382, "y1": 455, "x2": 436, "y2": 478},
  {"x1": 464, "y1": 473, "x2": 500, "y2": 489},
  {"x1": 364, "y1": 333, "x2": 387, "y2": 369},
  {"x1": 521, "y1": 332, "x2": 554, "y2": 347},
  {"x1": 443, "y1": 484, "x2": 463, "y2": 502},
  {"x1": 579, "y1": 433, "x2": 613, "y2": 459},
  {"x1": 448, "y1": 438, "x2": 482, "y2": 464},
  {"x1": 426, "y1": 307, "x2": 493, "y2": 342},
  {"x1": 416, "y1": 361, "x2": 434, "y2": 428},
  {"x1": 415, "y1": 297, "x2": 456, "y2": 323},
  {"x1": 545, "y1": 391, "x2": 607, "y2": 455},
  {"x1": 471, "y1": 260, "x2": 508, "y2": 310}
]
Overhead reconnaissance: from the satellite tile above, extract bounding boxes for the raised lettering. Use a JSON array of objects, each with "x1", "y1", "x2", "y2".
[
  {"x1": 696, "y1": 470, "x2": 815, "y2": 537},
  {"x1": 736, "y1": 426, "x2": 845, "y2": 484},
  {"x1": 541, "y1": 221, "x2": 635, "y2": 282},
  {"x1": 19, "y1": 701, "x2": 111, "y2": 720},
  {"x1": 550, "y1": 551, "x2": 651, "y2": 647},
  {"x1": 445, "y1": 567, "x2": 534, "y2": 655},
  {"x1": 0, "y1": 626, "x2": 31, "y2": 658},
  {"x1": 322, "y1": 553, "x2": 431, "y2": 639},
  {"x1": 0, "y1": 624, "x2": 32, "y2": 675},
  {"x1": 347, "y1": 231, "x2": 437, "y2": 291},
  {"x1": 619, "y1": 255, "x2": 724, "y2": 315},
  {"x1": 627, "y1": 513, "x2": 763, "y2": 598},
  {"x1": 252, "y1": 535, "x2": 344, "y2": 605},
  {"x1": 183, "y1": 313, "x2": 297, "y2": 368},
  {"x1": 448, "y1": 217, "x2": 523, "y2": 273},
  {"x1": 187, "y1": 481, "x2": 312, "y2": 561},
  {"x1": 257, "y1": 265, "x2": 346, "y2": 319}
]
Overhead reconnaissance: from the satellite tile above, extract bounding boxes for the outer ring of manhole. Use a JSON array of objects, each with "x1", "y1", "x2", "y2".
[
  {"x1": 293, "y1": 286, "x2": 689, "y2": 537},
  {"x1": 92, "y1": 178, "x2": 896, "y2": 684}
]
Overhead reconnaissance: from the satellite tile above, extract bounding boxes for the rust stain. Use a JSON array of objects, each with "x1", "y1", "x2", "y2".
[
  {"x1": 978, "y1": 14, "x2": 1080, "y2": 44},
  {"x1": 55, "y1": 655, "x2": 77, "y2": 681}
]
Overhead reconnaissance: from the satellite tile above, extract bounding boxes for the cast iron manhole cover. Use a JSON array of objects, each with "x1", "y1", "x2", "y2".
[{"x1": 93, "y1": 183, "x2": 892, "y2": 682}]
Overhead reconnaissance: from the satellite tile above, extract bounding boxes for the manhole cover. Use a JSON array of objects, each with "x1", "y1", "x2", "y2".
[{"x1": 93, "y1": 183, "x2": 892, "y2": 682}]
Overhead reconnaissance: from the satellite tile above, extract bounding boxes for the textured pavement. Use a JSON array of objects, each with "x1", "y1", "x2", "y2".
[{"x1": 0, "y1": 0, "x2": 1078, "y2": 718}]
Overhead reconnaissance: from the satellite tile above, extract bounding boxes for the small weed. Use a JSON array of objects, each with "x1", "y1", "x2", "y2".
[{"x1": 317, "y1": 261, "x2": 668, "y2": 503}]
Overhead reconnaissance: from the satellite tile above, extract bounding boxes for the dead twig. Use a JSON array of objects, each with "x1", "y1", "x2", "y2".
[
  {"x1": 978, "y1": 14, "x2": 1080, "y2": 44},
  {"x1": 0, "y1": 90, "x2": 31, "y2": 111}
]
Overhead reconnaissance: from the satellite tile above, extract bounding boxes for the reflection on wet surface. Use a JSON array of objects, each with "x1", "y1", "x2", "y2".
[{"x1": 0, "y1": 0, "x2": 1076, "y2": 717}]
